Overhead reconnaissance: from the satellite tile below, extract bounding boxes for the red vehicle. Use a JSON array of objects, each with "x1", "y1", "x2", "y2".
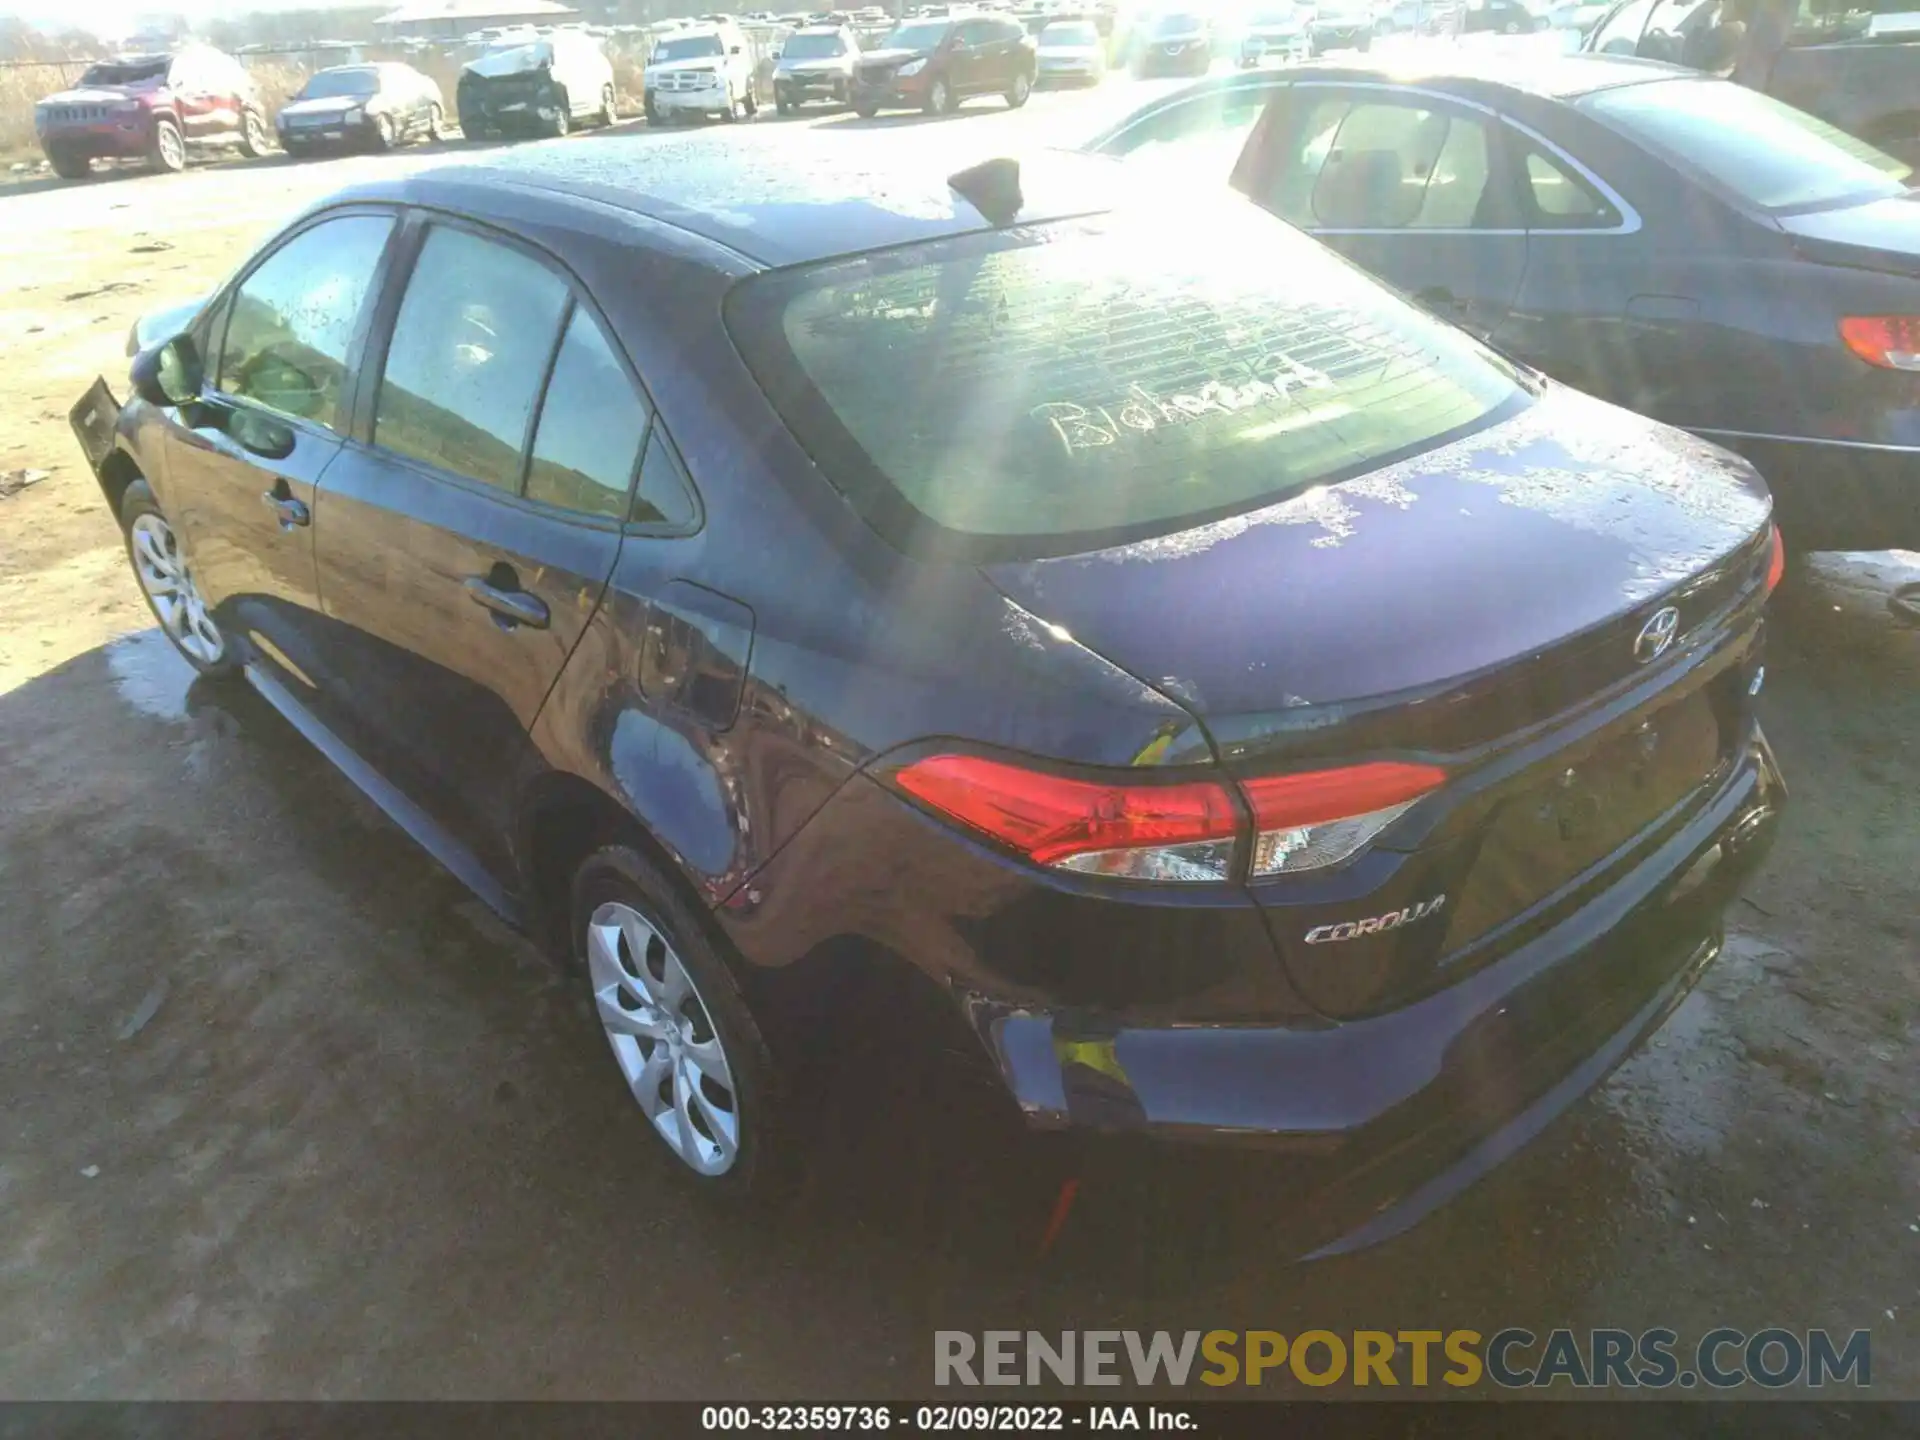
[{"x1": 34, "y1": 46, "x2": 269, "y2": 179}]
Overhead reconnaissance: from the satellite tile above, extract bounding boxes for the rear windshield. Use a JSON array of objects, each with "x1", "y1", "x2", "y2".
[
  {"x1": 881, "y1": 19, "x2": 956, "y2": 46},
  {"x1": 300, "y1": 67, "x2": 380, "y2": 98},
  {"x1": 784, "y1": 30, "x2": 850, "y2": 55},
  {"x1": 1042, "y1": 20, "x2": 1098, "y2": 41},
  {"x1": 1582, "y1": 78, "x2": 1911, "y2": 211},
  {"x1": 80, "y1": 58, "x2": 170, "y2": 85},
  {"x1": 725, "y1": 202, "x2": 1527, "y2": 557},
  {"x1": 654, "y1": 32, "x2": 726, "y2": 59}
]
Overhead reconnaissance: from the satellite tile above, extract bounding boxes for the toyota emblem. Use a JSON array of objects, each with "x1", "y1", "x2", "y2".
[{"x1": 1634, "y1": 606, "x2": 1681, "y2": 664}]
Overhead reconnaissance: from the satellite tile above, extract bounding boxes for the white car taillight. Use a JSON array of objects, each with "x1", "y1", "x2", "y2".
[{"x1": 1243, "y1": 762, "x2": 1447, "y2": 876}]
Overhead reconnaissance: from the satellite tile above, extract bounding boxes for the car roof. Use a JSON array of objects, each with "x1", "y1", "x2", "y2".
[
  {"x1": 1273, "y1": 51, "x2": 1695, "y2": 100},
  {"x1": 336, "y1": 132, "x2": 1129, "y2": 269}
]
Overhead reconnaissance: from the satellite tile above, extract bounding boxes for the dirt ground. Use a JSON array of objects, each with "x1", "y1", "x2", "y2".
[{"x1": 2, "y1": 84, "x2": 1919, "y2": 1402}]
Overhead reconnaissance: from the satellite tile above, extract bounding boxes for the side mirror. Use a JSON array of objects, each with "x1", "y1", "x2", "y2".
[
  {"x1": 131, "y1": 334, "x2": 204, "y2": 408},
  {"x1": 771, "y1": 44, "x2": 783, "y2": 56},
  {"x1": 731, "y1": 42, "x2": 744, "y2": 52}
]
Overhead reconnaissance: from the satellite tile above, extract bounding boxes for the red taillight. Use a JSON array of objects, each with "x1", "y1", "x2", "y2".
[
  {"x1": 890, "y1": 754, "x2": 1240, "y2": 880},
  {"x1": 1765, "y1": 524, "x2": 1786, "y2": 594},
  {"x1": 1242, "y1": 761, "x2": 1447, "y2": 877},
  {"x1": 1838, "y1": 316, "x2": 1920, "y2": 372},
  {"x1": 889, "y1": 753, "x2": 1447, "y2": 882}
]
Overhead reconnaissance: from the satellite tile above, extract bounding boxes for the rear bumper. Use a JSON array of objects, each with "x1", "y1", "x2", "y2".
[
  {"x1": 652, "y1": 86, "x2": 732, "y2": 114},
  {"x1": 851, "y1": 74, "x2": 931, "y2": 108},
  {"x1": 775, "y1": 74, "x2": 851, "y2": 101},
  {"x1": 39, "y1": 122, "x2": 150, "y2": 160},
  {"x1": 278, "y1": 117, "x2": 380, "y2": 149},
  {"x1": 1703, "y1": 431, "x2": 1920, "y2": 552},
  {"x1": 974, "y1": 726, "x2": 1781, "y2": 1251}
]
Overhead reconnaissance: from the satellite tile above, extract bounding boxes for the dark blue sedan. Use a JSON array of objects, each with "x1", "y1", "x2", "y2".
[{"x1": 69, "y1": 131, "x2": 1782, "y2": 1245}]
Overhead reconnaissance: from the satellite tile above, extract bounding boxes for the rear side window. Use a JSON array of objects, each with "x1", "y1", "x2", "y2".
[
  {"x1": 725, "y1": 201, "x2": 1525, "y2": 555},
  {"x1": 218, "y1": 213, "x2": 394, "y2": 428},
  {"x1": 1263, "y1": 96, "x2": 1496, "y2": 230},
  {"x1": 374, "y1": 226, "x2": 569, "y2": 492},
  {"x1": 1518, "y1": 144, "x2": 1621, "y2": 228},
  {"x1": 526, "y1": 308, "x2": 651, "y2": 520}
]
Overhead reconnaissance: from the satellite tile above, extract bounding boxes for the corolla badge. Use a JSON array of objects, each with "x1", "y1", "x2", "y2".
[
  {"x1": 1634, "y1": 605, "x2": 1681, "y2": 664},
  {"x1": 1303, "y1": 894, "x2": 1446, "y2": 945}
]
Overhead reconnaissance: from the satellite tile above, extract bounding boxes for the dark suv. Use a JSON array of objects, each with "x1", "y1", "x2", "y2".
[
  {"x1": 851, "y1": 14, "x2": 1037, "y2": 115},
  {"x1": 34, "y1": 45, "x2": 268, "y2": 178},
  {"x1": 70, "y1": 142, "x2": 1780, "y2": 1236}
]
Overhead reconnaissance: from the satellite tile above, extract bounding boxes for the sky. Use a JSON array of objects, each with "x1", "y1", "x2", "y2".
[{"x1": 1, "y1": 0, "x2": 364, "y2": 35}]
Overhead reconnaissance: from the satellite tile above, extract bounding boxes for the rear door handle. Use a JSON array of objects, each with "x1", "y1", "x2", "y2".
[
  {"x1": 464, "y1": 576, "x2": 550, "y2": 630},
  {"x1": 260, "y1": 488, "x2": 309, "y2": 527}
]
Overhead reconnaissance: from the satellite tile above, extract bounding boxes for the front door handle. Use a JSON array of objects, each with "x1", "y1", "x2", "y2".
[
  {"x1": 260, "y1": 488, "x2": 309, "y2": 528},
  {"x1": 464, "y1": 576, "x2": 550, "y2": 630}
]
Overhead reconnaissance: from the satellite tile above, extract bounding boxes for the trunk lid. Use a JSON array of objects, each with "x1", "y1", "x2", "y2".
[
  {"x1": 1780, "y1": 190, "x2": 1920, "y2": 278},
  {"x1": 980, "y1": 385, "x2": 1770, "y2": 756},
  {"x1": 980, "y1": 385, "x2": 1774, "y2": 1017}
]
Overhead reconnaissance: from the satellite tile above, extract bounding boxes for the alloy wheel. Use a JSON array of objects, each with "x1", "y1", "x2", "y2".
[
  {"x1": 587, "y1": 901, "x2": 741, "y2": 1176},
  {"x1": 157, "y1": 124, "x2": 184, "y2": 170},
  {"x1": 129, "y1": 512, "x2": 224, "y2": 667}
]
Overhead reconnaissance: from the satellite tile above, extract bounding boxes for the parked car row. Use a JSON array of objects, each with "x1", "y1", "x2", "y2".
[
  {"x1": 31, "y1": 35, "x2": 621, "y2": 177},
  {"x1": 1088, "y1": 55, "x2": 1920, "y2": 554}
]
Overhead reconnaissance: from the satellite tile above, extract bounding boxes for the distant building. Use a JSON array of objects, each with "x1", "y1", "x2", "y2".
[{"x1": 372, "y1": 0, "x2": 580, "y2": 39}]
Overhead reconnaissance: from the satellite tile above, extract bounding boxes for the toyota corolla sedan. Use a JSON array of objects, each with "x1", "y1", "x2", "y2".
[{"x1": 68, "y1": 133, "x2": 1783, "y2": 1245}]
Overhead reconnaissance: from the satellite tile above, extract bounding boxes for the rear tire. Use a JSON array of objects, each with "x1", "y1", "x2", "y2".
[
  {"x1": 1005, "y1": 71, "x2": 1031, "y2": 108},
  {"x1": 425, "y1": 102, "x2": 445, "y2": 142},
  {"x1": 148, "y1": 118, "x2": 185, "y2": 173},
  {"x1": 374, "y1": 113, "x2": 395, "y2": 151},
  {"x1": 571, "y1": 845, "x2": 793, "y2": 1204},
  {"x1": 924, "y1": 76, "x2": 951, "y2": 115},
  {"x1": 238, "y1": 107, "x2": 268, "y2": 157},
  {"x1": 119, "y1": 479, "x2": 239, "y2": 680},
  {"x1": 599, "y1": 84, "x2": 617, "y2": 126},
  {"x1": 549, "y1": 89, "x2": 571, "y2": 136},
  {"x1": 47, "y1": 148, "x2": 91, "y2": 180}
]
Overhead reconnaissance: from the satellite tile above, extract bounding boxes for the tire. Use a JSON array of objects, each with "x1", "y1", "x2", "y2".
[
  {"x1": 282, "y1": 140, "x2": 308, "y2": 161},
  {"x1": 1503, "y1": 18, "x2": 1520, "y2": 30},
  {"x1": 47, "y1": 148, "x2": 91, "y2": 180},
  {"x1": 549, "y1": 89, "x2": 571, "y2": 136},
  {"x1": 924, "y1": 76, "x2": 951, "y2": 115},
  {"x1": 854, "y1": 99, "x2": 878, "y2": 118},
  {"x1": 238, "y1": 107, "x2": 268, "y2": 158},
  {"x1": 644, "y1": 96, "x2": 661, "y2": 124},
  {"x1": 599, "y1": 85, "x2": 616, "y2": 127},
  {"x1": 1005, "y1": 71, "x2": 1031, "y2": 108},
  {"x1": 425, "y1": 102, "x2": 445, "y2": 142},
  {"x1": 148, "y1": 117, "x2": 185, "y2": 174},
  {"x1": 119, "y1": 479, "x2": 238, "y2": 680},
  {"x1": 374, "y1": 113, "x2": 395, "y2": 151},
  {"x1": 721, "y1": 84, "x2": 740, "y2": 122},
  {"x1": 742, "y1": 86, "x2": 757, "y2": 118},
  {"x1": 775, "y1": 94, "x2": 792, "y2": 115},
  {"x1": 572, "y1": 845, "x2": 791, "y2": 1203}
]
